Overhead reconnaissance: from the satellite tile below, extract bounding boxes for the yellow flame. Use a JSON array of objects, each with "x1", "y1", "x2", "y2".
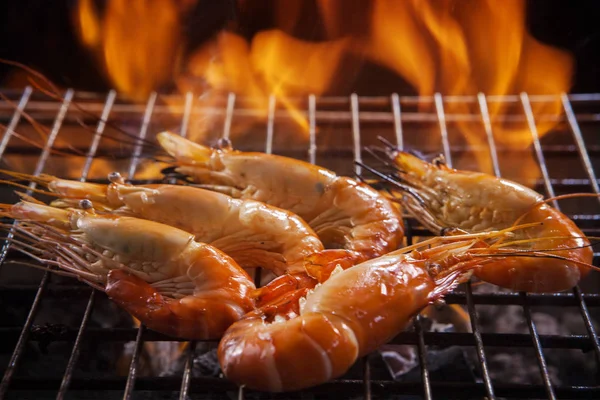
[
  {"x1": 361, "y1": 0, "x2": 573, "y2": 177},
  {"x1": 72, "y1": 0, "x2": 573, "y2": 178},
  {"x1": 74, "y1": 0, "x2": 194, "y2": 102}
]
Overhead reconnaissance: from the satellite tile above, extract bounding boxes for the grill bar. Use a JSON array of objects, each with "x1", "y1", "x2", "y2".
[
  {"x1": 178, "y1": 341, "x2": 197, "y2": 400},
  {"x1": 437, "y1": 93, "x2": 497, "y2": 400},
  {"x1": 123, "y1": 325, "x2": 145, "y2": 399},
  {"x1": 390, "y1": 93, "x2": 403, "y2": 150},
  {"x1": 561, "y1": 94, "x2": 600, "y2": 373},
  {"x1": 56, "y1": 90, "x2": 116, "y2": 399},
  {"x1": 351, "y1": 93, "x2": 362, "y2": 177},
  {"x1": 0, "y1": 89, "x2": 74, "y2": 397},
  {"x1": 128, "y1": 92, "x2": 157, "y2": 179},
  {"x1": 180, "y1": 92, "x2": 194, "y2": 139},
  {"x1": 521, "y1": 92, "x2": 564, "y2": 399},
  {"x1": 362, "y1": 357, "x2": 371, "y2": 400},
  {"x1": 121, "y1": 93, "x2": 163, "y2": 399},
  {"x1": 223, "y1": 92, "x2": 236, "y2": 141},
  {"x1": 308, "y1": 94, "x2": 317, "y2": 165},
  {"x1": 0, "y1": 88, "x2": 599, "y2": 399},
  {"x1": 0, "y1": 86, "x2": 32, "y2": 158}
]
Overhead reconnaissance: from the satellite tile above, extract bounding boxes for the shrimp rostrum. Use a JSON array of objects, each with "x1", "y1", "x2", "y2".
[
  {"x1": 218, "y1": 228, "x2": 543, "y2": 392},
  {"x1": 0, "y1": 200, "x2": 256, "y2": 339},
  {"x1": 157, "y1": 131, "x2": 405, "y2": 262},
  {"x1": 369, "y1": 149, "x2": 595, "y2": 293}
]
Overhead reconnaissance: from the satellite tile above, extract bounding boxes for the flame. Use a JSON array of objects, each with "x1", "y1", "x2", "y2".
[
  {"x1": 74, "y1": 0, "x2": 195, "y2": 102},
  {"x1": 72, "y1": 0, "x2": 573, "y2": 178},
  {"x1": 177, "y1": 30, "x2": 349, "y2": 138},
  {"x1": 362, "y1": 0, "x2": 573, "y2": 176}
]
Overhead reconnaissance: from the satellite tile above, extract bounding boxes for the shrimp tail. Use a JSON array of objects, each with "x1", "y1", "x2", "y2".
[{"x1": 106, "y1": 270, "x2": 243, "y2": 340}]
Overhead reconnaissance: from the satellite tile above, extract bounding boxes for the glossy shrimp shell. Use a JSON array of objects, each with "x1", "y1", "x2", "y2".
[
  {"x1": 218, "y1": 236, "x2": 495, "y2": 392},
  {"x1": 1, "y1": 170, "x2": 327, "y2": 278},
  {"x1": 157, "y1": 131, "x2": 405, "y2": 261},
  {"x1": 378, "y1": 150, "x2": 594, "y2": 292},
  {"x1": 2, "y1": 201, "x2": 256, "y2": 339}
]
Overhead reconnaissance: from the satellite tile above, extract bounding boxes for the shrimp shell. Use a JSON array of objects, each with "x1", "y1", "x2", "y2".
[
  {"x1": 2, "y1": 201, "x2": 256, "y2": 339},
  {"x1": 218, "y1": 235, "x2": 502, "y2": 392},
  {"x1": 157, "y1": 131, "x2": 405, "y2": 261},
  {"x1": 377, "y1": 150, "x2": 594, "y2": 292}
]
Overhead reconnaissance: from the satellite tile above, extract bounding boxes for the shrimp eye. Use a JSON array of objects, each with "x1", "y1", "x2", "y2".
[
  {"x1": 108, "y1": 172, "x2": 124, "y2": 184},
  {"x1": 79, "y1": 199, "x2": 94, "y2": 210},
  {"x1": 216, "y1": 138, "x2": 233, "y2": 151},
  {"x1": 429, "y1": 263, "x2": 442, "y2": 275},
  {"x1": 432, "y1": 155, "x2": 446, "y2": 168}
]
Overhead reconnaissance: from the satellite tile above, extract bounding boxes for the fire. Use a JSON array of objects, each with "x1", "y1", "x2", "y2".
[
  {"x1": 72, "y1": 0, "x2": 573, "y2": 177},
  {"x1": 361, "y1": 0, "x2": 573, "y2": 176},
  {"x1": 73, "y1": 0, "x2": 195, "y2": 102}
]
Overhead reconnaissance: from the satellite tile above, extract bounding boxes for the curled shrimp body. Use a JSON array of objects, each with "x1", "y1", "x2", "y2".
[
  {"x1": 377, "y1": 151, "x2": 593, "y2": 292},
  {"x1": 1, "y1": 201, "x2": 256, "y2": 339},
  {"x1": 218, "y1": 234, "x2": 505, "y2": 392},
  {"x1": 157, "y1": 131, "x2": 405, "y2": 261},
  {"x1": 1, "y1": 170, "x2": 327, "y2": 277}
]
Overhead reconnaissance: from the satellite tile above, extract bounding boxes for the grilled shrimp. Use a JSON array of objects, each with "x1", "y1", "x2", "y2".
[
  {"x1": 1, "y1": 200, "x2": 255, "y2": 339},
  {"x1": 157, "y1": 131, "x2": 404, "y2": 261},
  {"x1": 218, "y1": 230, "x2": 523, "y2": 392},
  {"x1": 373, "y1": 150, "x2": 594, "y2": 292},
  {"x1": 0, "y1": 170, "x2": 335, "y2": 278}
]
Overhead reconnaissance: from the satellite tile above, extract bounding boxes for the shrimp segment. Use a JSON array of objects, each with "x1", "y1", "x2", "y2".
[
  {"x1": 1, "y1": 201, "x2": 256, "y2": 339},
  {"x1": 157, "y1": 131, "x2": 405, "y2": 261},
  {"x1": 378, "y1": 150, "x2": 593, "y2": 292},
  {"x1": 218, "y1": 235, "x2": 498, "y2": 392}
]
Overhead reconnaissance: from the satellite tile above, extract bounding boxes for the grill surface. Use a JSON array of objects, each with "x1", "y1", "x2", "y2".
[{"x1": 0, "y1": 88, "x2": 599, "y2": 399}]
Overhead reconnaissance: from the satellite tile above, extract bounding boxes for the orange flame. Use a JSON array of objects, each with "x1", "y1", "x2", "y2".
[
  {"x1": 74, "y1": 0, "x2": 195, "y2": 102},
  {"x1": 361, "y1": 0, "x2": 573, "y2": 176},
  {"x1": 72, "y1": 0, "x2": 573, "y2": 177}
]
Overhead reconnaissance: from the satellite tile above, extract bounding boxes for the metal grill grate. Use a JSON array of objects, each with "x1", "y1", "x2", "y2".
[{"x1": 0, "y1": 88, "x2": 599, "y2": 399}]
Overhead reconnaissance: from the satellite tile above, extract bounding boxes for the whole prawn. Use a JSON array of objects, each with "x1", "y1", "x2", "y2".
[
  {"x1": 0, "y1": 200, "x2": 256, "y2": 339},
  {"x1": 156, "y1": 131, "x2": 405, "y2": 262},
  {"x1": 0, "y1": 170, "x2": 357, "y2": 281},
  {"x1": 218, "y1": 229, "x2": 532, "y2": 392},
  {"x1": 369, "y1": 150, "x2": 594, "y2": 292}
]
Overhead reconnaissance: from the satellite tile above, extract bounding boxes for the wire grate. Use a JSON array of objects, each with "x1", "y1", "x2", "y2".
[{"x1": 0, "y1": 88, "x2": 599, "y2": 399}]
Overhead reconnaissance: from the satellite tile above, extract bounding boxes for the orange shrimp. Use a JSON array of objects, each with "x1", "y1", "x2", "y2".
[
  {"x1": 157, "y1": 131, "x2": 405, "y2": 262},
  {"x1": 0, "y1": 170, "x2": 359, "y2": 285},
  {"x1": 371, "y1": 150, "x2": 595, "y2": 292},
  {"x1": 0, "y1": 200, "x2": 256, "y2": 339},
  {"x1": 218, "y1": 229, "x2": 529, "y2": 392}
]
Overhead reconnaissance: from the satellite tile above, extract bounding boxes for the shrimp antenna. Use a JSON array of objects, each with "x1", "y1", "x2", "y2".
[
  {"x1": 0, "y1": 180, "x2": 61, "y2": 198},
  {"x1": 354, "y1": 161, "x2": 427, "y2": 207},
  {"x1": 376, "y1": 136, "x2": 397, "y2": 151},
  {"x1": 364, "y1": 146, "x2": 402, "y2": 170},
  {"x1": 537, "y1": 193, "x2": 600, "y2": 206},
  {"x1": 0, "y1": 58, "x2": 163, "y2": 155},
  {"x1": 472, "y1": 251, "x2": 600, "y2": 273}
]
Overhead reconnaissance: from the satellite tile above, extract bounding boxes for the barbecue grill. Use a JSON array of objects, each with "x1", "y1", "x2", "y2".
[{"x1": 0, "y1": 87, "x2": 598, "y2": 400}]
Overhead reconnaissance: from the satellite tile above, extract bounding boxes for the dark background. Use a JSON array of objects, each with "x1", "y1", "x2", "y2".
[{"x1": 1, "y1": 0, "x2": 600, "y2": 95}]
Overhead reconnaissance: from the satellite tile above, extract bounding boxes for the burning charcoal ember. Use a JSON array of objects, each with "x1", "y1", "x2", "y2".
[
  {"x1": 472, "y1": 284, "x2": 599, "y2": 386},
  {"x1": 193, "y1": 347, "x2": 222, "y2": 377},
  {"x1": 378, "y1": 313, "x2": 477, "y2": 383}
]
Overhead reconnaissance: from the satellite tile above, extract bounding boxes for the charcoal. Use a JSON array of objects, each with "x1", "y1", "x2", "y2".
[
  {"x1": 193, "y1": 348, "x2": 222, "y2": 378},
  {"x1": 472, "y1": 284, "x2": 599, "y2": 386}
]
